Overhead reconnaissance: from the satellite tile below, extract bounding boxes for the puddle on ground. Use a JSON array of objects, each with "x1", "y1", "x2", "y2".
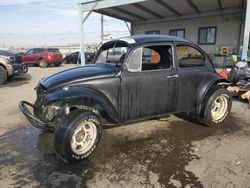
[{"x1": 0, "y1": 113, "x2": 244, "y2": 187}]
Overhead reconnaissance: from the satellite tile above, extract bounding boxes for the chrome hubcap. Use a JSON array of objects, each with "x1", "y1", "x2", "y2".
[
  {"x1": 39, "y1": 61, "x2": 45, "y2": 66},
  {"x1": 211, "y1": 95, "x2": 228, "y2": 121},
  {"x1": 71, "y1": 121, "x2": 97, "y2": 155}
]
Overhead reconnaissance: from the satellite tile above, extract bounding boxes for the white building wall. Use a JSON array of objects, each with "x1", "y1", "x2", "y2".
[{"x1": 133, "y1": 15, "x2": 241, "y2": 54}]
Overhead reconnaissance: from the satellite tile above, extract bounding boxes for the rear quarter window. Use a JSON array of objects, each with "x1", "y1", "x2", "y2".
[{"x1": 176, "y1": 45, "x2": 205, "y2": 67}]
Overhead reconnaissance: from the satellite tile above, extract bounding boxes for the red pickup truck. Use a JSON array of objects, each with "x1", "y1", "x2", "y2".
[{"x1": 22, "y1": 48, "x2": 63, "y2": 68}]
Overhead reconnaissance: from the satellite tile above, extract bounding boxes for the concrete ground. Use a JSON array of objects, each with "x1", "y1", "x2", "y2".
[{"x1": 0, "y1": 64, "x2": 250, "y2": 188}]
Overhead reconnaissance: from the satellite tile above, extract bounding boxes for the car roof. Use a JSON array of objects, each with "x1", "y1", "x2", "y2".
[
  {"x1": 113, "y1": 35, "x2": 190, "y2": 45},
  {"x1": 30, "y1": 48, "x2": 58, "y2": 50}
]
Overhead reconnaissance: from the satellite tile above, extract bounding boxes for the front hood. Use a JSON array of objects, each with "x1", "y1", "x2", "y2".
[{"x1": 40, "y1": 64, "x2": 118, "y2": 89}]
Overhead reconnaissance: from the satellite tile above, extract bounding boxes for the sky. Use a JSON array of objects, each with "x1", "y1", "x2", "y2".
[{"x1": 0, "y1": 0, "x2": 130, "y2": 48}]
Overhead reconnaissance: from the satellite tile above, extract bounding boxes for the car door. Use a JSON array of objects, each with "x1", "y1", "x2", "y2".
[
  {"x1": 120, "y1": 43, "x2": 178, "y2": 120},
  {"x1": 31, "y1": 49, "x2": 41, "y2": 63},
  {"x1": 175, "y1": 43, "x2": 210, "y2": 111},
  {"x1": 22, "y1": 49, "x2": 34, "y2": 64}
]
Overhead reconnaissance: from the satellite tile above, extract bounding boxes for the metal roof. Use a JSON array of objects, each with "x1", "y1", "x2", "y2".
[{"x1": 80, "y1": 0, "x2": 244, "y2": 22}]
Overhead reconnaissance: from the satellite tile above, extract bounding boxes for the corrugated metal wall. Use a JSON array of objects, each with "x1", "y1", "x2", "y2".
[{"x1": 133, "y1": 15, "x2": 242, "y2": 54}]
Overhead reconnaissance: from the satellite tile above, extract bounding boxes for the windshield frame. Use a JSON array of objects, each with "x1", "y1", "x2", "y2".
[{"x1": 94, "y1": 41, "x2": 129, "y2": 67}]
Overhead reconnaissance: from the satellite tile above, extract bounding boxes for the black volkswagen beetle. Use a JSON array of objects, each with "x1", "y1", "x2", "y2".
[{"x1": 19, "y1": 35, "x2": 232, "y2": 163}]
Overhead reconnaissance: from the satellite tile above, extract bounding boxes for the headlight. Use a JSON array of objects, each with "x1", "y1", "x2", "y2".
[
  {"x1": 5, "y1": 56, "x2": 15, "y2": 63},
  {"x1": 44, "y1": 101, "x2": 63, "y2": 121},
  {"x1": 8, "y1": 56, "x2": 15, "y2": 62}
]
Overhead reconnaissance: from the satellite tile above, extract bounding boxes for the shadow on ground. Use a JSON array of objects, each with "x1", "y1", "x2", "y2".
[
  {"x1": 0, "y1": 113, "x2": 243, "y2": 187},
  {"x1": 0, "y1": 74, "x2": 32, "y2": 88}
]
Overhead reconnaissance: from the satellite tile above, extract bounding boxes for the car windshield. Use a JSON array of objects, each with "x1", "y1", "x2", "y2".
[{"x1": 95, "y1": 42, "x2": 128, "y2": 67}]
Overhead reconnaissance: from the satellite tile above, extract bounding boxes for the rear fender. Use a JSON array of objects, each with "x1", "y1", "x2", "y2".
[
  {"x1": 44, "y1": 87, "x2": 119, "y2": 122},
  {"x1": 195, "y1": 73, "x2": 229, "y2": 114}
]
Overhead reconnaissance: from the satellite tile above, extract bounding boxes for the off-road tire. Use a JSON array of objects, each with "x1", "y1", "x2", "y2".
[
  {"x1": 0, "y1": 66, "x2": 7, "y2": 85},
  {"x1": 200, "y1": 87, "x2": 232, "y2": 126},
  {"x1": 38, "y1": 59, "x2": 47, "y2": 68},
  {"x1": 54, "y1": 110, "x2": 102, "y2": 163}
]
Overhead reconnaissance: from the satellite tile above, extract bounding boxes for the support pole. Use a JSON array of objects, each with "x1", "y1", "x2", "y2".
[
  {"x1": 242, "y1": 0, "x2": 250, "y2": 61},
  {"x1": 125, "y1": 21, "x2": 132, "y2": 35},
  {"x1": 101, "y1": 14, "x2": 104, "y2": 44},
  {"x1": 78, "y1": 5, "x2": 85, "y2": 66}
]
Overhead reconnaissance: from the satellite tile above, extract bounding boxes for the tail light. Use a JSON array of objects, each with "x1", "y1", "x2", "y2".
[
  {"x1": 48, "y1": 53, "x2": 52, "y2": 60},
  {"x1": 217, "y1": 71, "x2": 228, "y2": 80}
]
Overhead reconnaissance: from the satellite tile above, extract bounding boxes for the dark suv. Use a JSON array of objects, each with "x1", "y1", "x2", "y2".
[
  {"x1": 63, "y1": 51, "x2": 95, "y2": 64},
  {"x1": 0, "y1": 50, "x2": 28, "y2": 85},
  {"x1": 19, "y1": 35, "x2": 232, "y2": 163},
  {"x1": 22, "y1": 48, "x2": 63, "y2": 68}
]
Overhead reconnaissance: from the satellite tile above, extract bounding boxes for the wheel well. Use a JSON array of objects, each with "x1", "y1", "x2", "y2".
[
  {"x1": 68, "y1": 98, "x2": 112, "y2": 121},
  {"x1": 49, "y1": 97, "x2": 115, "y2": 123},
  {"x1": 0, "y1": 64, "x2": 8, "y2": 76},
  {"x1": 196, "y1": 79, "x2": 229, "y2": 116},
  {"x1": 0, "y1": 63, "x2": 7, "y2": 69},
  {"x1": 38, "y1": 58, "x2": 44, "y2": 62}
]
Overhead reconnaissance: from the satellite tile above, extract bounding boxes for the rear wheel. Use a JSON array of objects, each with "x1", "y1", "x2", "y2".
[
  {"x1": 38, "y1": 59, "x2": 47, "y2": 68},
  {"x1": 199, "y1": 87, "x2": 232, "y2": 126},
  {"x1": 0, "y1": 66, "x2": 7, "y2": 85},
  {"x1": 54, "y1": 110, "x2": 102, "y2": 163}
]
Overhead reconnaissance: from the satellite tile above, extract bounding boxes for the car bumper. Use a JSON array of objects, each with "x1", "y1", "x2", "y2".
[
  {"x1": 12, "y1": 63, "x2": 28, "y2": 75},
  {"x1": 18, "y1": 100, "x2": 54, "y2": 131}
]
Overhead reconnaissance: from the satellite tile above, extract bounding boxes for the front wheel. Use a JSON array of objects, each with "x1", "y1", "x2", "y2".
[
  {"x1": 0, "y1": 66, "x2": 7, "y2": 85},
  {"x1": 200, "y1": 87, "x2": 232, "y2": 126},
  {"x1": 54, "y1": 110, "x2": 102, "y2": 163}
]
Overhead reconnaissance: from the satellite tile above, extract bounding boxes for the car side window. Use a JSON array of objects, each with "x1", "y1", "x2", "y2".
[
  {"x1": 127, "y1": 47, "x2": 142, "y2": 72},
  {"x1": 33, "y1": 49, "x2": 39, "y2": 54},
  {"x1": 26, "y1": 49, "x2": 34, "y2": 55},
  {"x1": 37, "y1": 49, "x2": 44, "y2": 53},
  {"x1": 176, "y1": 45, "x2": 205, "y2": 67},
  {"x1": 127, "y1": 45, "x2": 173, "y2": 72},
  {"x1": 26, "y1": 50, "x2": 32, "y2": 55}
]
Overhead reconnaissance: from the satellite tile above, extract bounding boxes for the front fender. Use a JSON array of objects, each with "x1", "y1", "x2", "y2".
[
  {"x1": 195, "y1": 72, "x2": 228, "y2": 111},
  {"x1": 44, "y1": 86, "x2": 119, "y2": 122},
  {"x1": 0, "y1": 58, "x2": 13, "y2": 76}
]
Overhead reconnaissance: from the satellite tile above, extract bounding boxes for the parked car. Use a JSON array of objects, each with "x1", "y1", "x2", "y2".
[
  {"x1": 22, "y1": 48, "x2": 63, "y2": 68},
  {"x1": 63, "y1": 51, "x2": 80, "y2": 64},
  {"x1": 19, "y1": 35, "x2": 232, "y2": 163},
  {"x1": 63, "y1": 51, "x2": 95, "y2": 64},
  {"x1": 106, "y1": 50, "x2": 125, "y2": 62},
  {"x1": 0, "y1": 50, "x2": 28, "y2": 85}
]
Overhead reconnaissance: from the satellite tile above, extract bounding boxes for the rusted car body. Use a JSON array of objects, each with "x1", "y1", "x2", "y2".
[{"x1": 19, "y1": 35, "x2": 232, "y2": 163}]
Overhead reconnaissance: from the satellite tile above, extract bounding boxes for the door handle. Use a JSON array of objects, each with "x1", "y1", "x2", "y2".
[{"x1": 166, "y1": 74, "x2": 178, "y2": 78}]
